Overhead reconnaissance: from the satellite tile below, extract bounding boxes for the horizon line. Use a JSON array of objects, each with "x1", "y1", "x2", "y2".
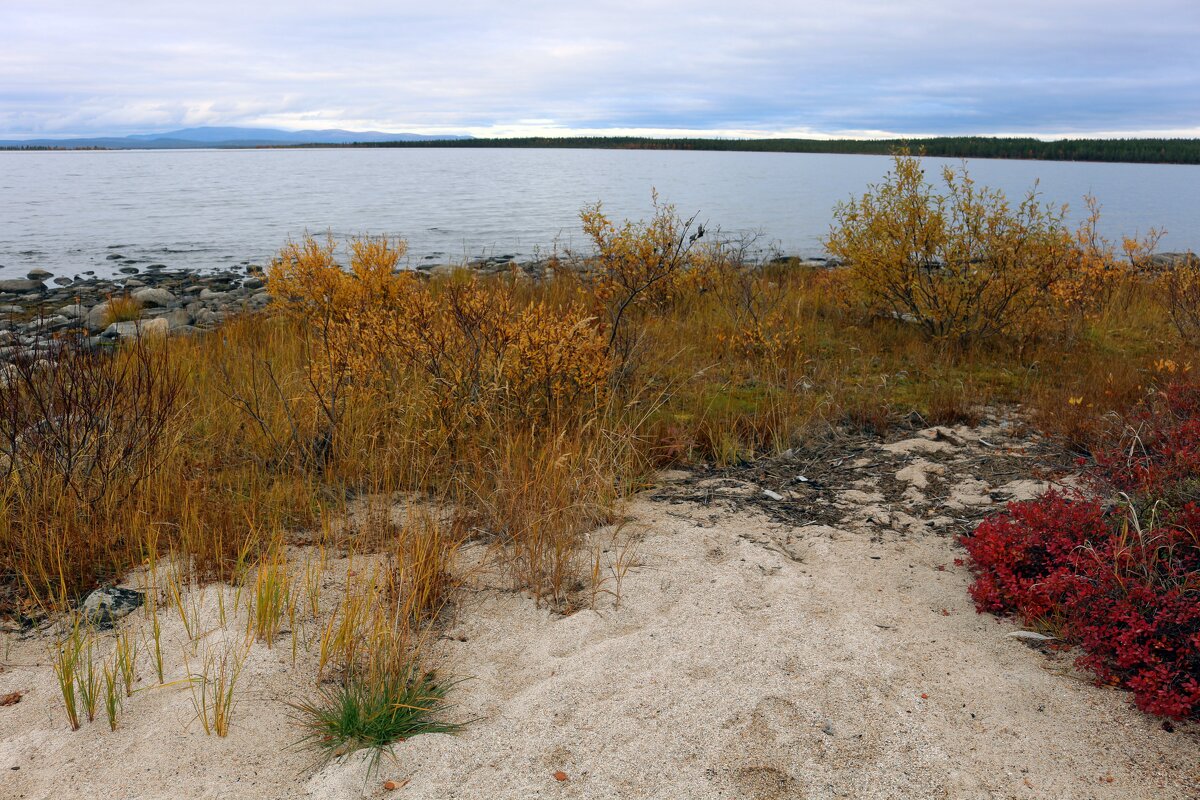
[{"x1": 4, "y1": 126, "x2": 1200, "y2": 143}]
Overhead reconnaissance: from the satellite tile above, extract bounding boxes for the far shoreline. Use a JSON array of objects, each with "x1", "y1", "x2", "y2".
[{"x1": 4, "y1": 135, "x2": 1200, "y2": 166}]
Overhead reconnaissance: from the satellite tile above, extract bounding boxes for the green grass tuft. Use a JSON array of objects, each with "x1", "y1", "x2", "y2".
[{"x1": 293, "y1": 668, "x2": 461, "y2": 774}]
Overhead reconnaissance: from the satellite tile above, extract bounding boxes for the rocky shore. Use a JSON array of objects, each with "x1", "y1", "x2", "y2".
[
  {"x1": 0, "y1": 251, "x2": 844, "y2": 365},
  {"x1": 0, "y1": 263, "x2": 271, "y2": 364}
]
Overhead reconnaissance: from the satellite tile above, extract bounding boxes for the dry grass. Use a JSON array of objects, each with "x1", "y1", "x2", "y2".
[
  {"x1": 103, "y1": 293, "x2": 143, "y2": 326},
  {"x1": 2, "y1": 187, "x2": 1196, "y2": 752}
]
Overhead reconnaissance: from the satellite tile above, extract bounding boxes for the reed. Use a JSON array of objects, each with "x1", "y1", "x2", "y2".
[
  {"x1": 146, "y1": 600, "x2": 165, "y2": 684},
  {"x1": 114, "y1": 627, "x2": 138, "y2": 697},
  {"x1": 303, "y1": 546, "x2": 326, "y2": 621},
  {"x1": 102, "y1": 660, "x2": 122, "y2": 731},
  {"x1": 249, "y1": 541, "x2": 292, "y2": 647},
  {"x1": 51, "y1": 621, "x2": 85, "y2": 731},
  {"x1": 187, "y1": 642, "x2": 248, "y2": 737},
  {"x1": 75, "y1": 633, "x2": 100, "y2": 724}
]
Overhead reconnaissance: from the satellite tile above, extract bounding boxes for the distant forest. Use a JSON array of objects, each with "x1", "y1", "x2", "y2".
[
  {"x1": 7, "y1": 136, "x2": 1199, "y2": 164},
  {"x1": 339, "y1": 136, "x2": 1200, "y2": 165}
]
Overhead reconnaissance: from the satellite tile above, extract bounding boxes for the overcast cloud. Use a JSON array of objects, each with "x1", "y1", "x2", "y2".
[{"x1": 2, "y1": 0, "x2": 1198, "y2": 138}]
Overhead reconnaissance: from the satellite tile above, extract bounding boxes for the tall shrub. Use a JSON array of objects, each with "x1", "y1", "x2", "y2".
[{"x1": 827, "y1": 153, "x2": 1115, "y2": 344}]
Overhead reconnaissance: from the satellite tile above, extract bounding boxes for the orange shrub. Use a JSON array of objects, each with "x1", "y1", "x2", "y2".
[
  {"x1": 269, "y1": 235, "x2": 613, "y2": 446},
  {"x1": 579, "y1": 192, "x2": 709, "y2": 360}
]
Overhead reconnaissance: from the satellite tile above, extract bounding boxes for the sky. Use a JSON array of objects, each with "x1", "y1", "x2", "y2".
[{"x1": 2, "y1": 0, "x2": 1199, "y2": 140}]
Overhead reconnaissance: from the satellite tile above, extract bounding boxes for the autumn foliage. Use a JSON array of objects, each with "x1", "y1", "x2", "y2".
[
  {"x1": 578, "y1": 192, "x2": 716, "y2": 367},
  {"x1": 964, "y1": 381, "x2": 1200, "y2": 719},
  {"x1": 827, "y1": 154, "x2": 1158, "y2": 345},
  {"x1": 266, "y1": 235, "x2": 619, "y2": 605},
  {"x1": 1, "y1": 176, "x2": 1196, "y2": 735},
  {"x1": 270, "y1": 236, "x2": 612, "y2": 441},
  {"x1": 1161, "y1": 254, "x2": 1200, "y2": 347}
]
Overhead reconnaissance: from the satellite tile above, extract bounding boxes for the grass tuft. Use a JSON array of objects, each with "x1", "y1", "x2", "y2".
[
  {"x1": 187, "y1": 642, "x2": 248, "y2": 737},
  {"x1": 292, "y1": 668, "x2": 461, "y2": 773},
  {"x1": 103, "y1": 293, "x2": 143, "y2": 326}
]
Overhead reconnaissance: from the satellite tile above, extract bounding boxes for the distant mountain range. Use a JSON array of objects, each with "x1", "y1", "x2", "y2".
[{"x1": 0, "y1": 126, "x2": 473, "y2": 149}]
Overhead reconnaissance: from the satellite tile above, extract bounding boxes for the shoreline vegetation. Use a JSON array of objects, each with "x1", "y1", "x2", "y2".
[
  {"x1": 2, "y1": 135, "x2": 1199, "y2": 164},
  {"x1": 1, "y1": 154, "x2": 1198, "y2": 795}
]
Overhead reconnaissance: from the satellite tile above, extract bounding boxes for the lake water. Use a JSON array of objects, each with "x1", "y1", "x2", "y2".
[{"x1": 1, "y1": 148, "x2": 1198, "y2": 280}]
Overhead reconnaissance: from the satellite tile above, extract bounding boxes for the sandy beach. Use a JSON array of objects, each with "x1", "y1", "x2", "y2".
[{"x1": 3, "y1": 421, "x2": 1196, "y2": 800}]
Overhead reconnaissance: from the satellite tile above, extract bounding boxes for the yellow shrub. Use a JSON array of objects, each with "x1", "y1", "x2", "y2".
[
  {"x1": 262, "y1": 235, "x2": 622, "y2": 599},
  {"x1": 1161, "y1": 254, "x2": 1200, "y2": 347},
  {"x1": 707, "y1": 261, "x2": 805, "y2": 369},
  {"x1": 827, "y1": 153, "x2": 1105, "y2": 344},
  {"x1": 580, "y1": 192, "x2": 707, "y2": 356},
  {"x1": 270, "y1": 235, "x2": 412, "y2": 389},
  {"x1": 504, "y1": 302, "x2": 611, "y2": 422}
]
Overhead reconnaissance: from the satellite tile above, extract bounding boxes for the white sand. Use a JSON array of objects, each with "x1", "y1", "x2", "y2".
[{"x1": 2, "y1": 429, "x2": 1198, "y2": 799}]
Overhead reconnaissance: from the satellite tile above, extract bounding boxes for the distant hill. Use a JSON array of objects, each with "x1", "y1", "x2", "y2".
[{"x1": 0, "y1": 126, "x2": 473, "y2": 149}]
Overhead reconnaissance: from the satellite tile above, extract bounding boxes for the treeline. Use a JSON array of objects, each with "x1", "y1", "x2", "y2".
[{"x1": 337, "y1": 136, "x2": 1200, "y2": 165}]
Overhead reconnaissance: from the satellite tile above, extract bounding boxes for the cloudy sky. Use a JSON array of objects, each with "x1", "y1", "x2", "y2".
[{"x1": 2, "y1": 0, "x2": 1198, "y2": 139}]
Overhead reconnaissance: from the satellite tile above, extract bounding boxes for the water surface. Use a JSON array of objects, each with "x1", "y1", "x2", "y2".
[{"x1": 1, "y1": 148, "x2": 1197, "y2": 279}]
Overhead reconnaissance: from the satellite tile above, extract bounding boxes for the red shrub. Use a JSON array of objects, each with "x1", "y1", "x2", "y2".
[
  {"x1": 1069, "y1": 580, "x2": 1200, "y2": 718},
  {"x1": 962, "y1": 491, "x2": 1105, "y2": 619},
  {"x1": 1173, "y1": 502, "x2": 1200, "y2": 543},
  {"x1": 1093, "y1": 380, "x2": 1200, "y2": 505},
  {"x1": 964, "y1": 380, "x2": 1200, "y2": 720}
]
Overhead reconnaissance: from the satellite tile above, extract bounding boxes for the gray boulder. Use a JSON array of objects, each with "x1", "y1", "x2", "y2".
[
  {"x1": 84, "y1": 301, "x2": 111, "y2": 331},
  {"x1": 103, "y1": 317, "x2": 169, "y2": 340},
  {"x1": 29, "y1": 315, "x2": 71, "y2": 332},
  {"x1": 193, "y1": 308, "x2": 218, "y2": 326},
  {"x1": 164, "y1": 307, "x2": 193, "y2": 329},
  {"x1": 0, "y1": 279, "x2": 44, "y2": 293},
  {"x1": 27, "y1": 269, "x2": 52, "y2": 281},
  {"x1": 132, "y1": 287, "x2": 176, "y2": 308},
  {"x1": 81, "y1": 587, "x2": 143, "y2": 628},
  {"x1": 1149, "y1": 252, "x2": 1199, "y2": 270}
]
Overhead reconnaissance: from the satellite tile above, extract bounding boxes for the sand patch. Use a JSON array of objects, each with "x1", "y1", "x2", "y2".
[{"x1": 3, "y1": 419, "x2": 1197, "y2": 798}]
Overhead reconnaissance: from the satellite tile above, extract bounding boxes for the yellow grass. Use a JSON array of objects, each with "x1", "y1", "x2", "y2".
[
  {"x1": 103, "y1": 293, "x2": 143, "y2": 326},
  {"x1": 2, "y1": 179, "x2": 1196, "y2": 747}
]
